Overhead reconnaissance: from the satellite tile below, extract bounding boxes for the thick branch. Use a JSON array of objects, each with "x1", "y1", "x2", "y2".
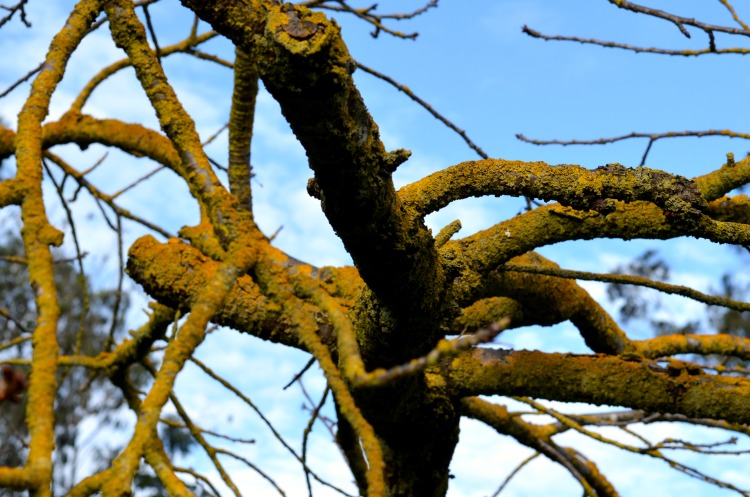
[
  {"x1": 400, "y1": 159, "x2": 706, "y2": 221},
  {"x1": 446, "y1": 349, "x2": 750, "y2": 424},
  {"x1": 126, "y1": 235, "x2": 361, "y2": 350}
]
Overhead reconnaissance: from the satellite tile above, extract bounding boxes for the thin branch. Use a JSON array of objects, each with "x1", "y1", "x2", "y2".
[
  {"x1": 0, "y1": 62, "x2": 42, "y2": 99},
  {"x1": 0, "y1": 0, "x2": 30, "y2": 29},
  {"x1": 489, "y1": 452, "x2": 540, "y2": 497},
  {"x1": 522, "y1": 25, "x2": 750, "y2": 56},
  {"x1": 718, "y1": 0, "x2": 750, "y2": 30},
  {"x1": 607, "y1": 0, "x2": 750, "y2": 38},
  {"x1": 305, "y1": 0, "x2": 438, "y2": 39},
  {"x1": 141, "y1": 3, "x2": 162, "y2": 62},
  {"x1": 517, "y1": 129, "x2": 750, "y2": 166},
  {"x1": 356, "y1": 62, "x2": 489, "y2": 159},
  {"x1": 500, "y1": 264, "x2": 750, "y2": 313}
]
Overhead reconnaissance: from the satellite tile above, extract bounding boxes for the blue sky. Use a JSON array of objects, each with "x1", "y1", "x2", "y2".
[{"x1": 1, "y1": 1, "x2": 750, "y2": 496}]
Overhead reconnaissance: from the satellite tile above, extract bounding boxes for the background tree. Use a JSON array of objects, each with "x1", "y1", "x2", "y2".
[{"x1": 0, "y1": 1, "x2": 749, "y2": 497}]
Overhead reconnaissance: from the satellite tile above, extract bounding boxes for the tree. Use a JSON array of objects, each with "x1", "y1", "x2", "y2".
[{"x1": 0, "y1": 1, "x2": 749, "y2": 496}]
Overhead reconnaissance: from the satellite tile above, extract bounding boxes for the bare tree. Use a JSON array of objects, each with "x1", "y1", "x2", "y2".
[{"x1": 0, "y1": 1, "x2": 749, "y2": 497}]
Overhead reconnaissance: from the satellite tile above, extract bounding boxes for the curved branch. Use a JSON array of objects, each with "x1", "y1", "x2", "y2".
[{"x1": 400, "y1": 159, "x2": 706, "y2": 221}]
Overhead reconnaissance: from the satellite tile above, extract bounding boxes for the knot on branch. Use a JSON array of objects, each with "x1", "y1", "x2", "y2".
[
  {"x1": 307, "y1": 177, "x2": 322, "y2": 199},
  {"x1": 268, "y1": 4, "x2": 330, "y2": 54},
  {"x1": 576, "y1": 164, "x2": 708, "y2": 223}
]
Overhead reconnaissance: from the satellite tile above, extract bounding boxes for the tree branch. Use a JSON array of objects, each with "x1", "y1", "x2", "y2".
[{"x1": 446, "y1": 349, "x2": 750, "y2": 424}]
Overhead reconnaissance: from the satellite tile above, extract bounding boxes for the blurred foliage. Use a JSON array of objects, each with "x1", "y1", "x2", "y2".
[{"x1": 608, "y1": 249, "x2": 750, "y2": 353}]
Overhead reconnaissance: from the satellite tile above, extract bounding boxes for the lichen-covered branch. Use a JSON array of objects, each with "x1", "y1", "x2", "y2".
[
  {"x1": 446, "y1": 349, "x2": 750, "y2": 424},
  {"x1": 12, "y1": 2, "x2": 102, "y2": 495},
  {"x1": 181, "y1": 0, "x2": 446, "y2": 367},
  {"x1": 228, "y1": 47, "x2": 259, "y2": 214},
  {"x1": 125, "y1": 234, "x2": 361, "y2": 349},
  {"x1": 400, "y1": 159, "x2": 707, "y2": 222}
]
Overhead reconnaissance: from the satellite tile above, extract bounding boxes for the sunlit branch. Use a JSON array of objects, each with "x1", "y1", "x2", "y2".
[
  {"x1": 0, "y1": 331, "x2": 31, "y2": 350},
  {"x1": 0, "y1": 178, "x2": 22, "y2": 207},
  {"x1": 41, "y1": 156, "x2": 91, "y2": 356},
  {"x1": 105, "y1": 0, "x2": 258, "y2": 244},
  {"x1": 707, "y1": 195, "x2": 750, "y2": 224},
  {"x1": 67, "y1": 468, "x2": 112, "y2": 497},
  {"x1": 295, "y1": 319, "x2": 385, "y2": 497},
  {"x1": 58, "y1": 302, "x2": 174, "y2": 373},
  {"x1": 185, "y1": 1, "x2": 449, "y2": 366},
  {"x1": 101, "y1": 252, "x2": 254, "y2": 494},
  {"x1": 694, "y1": 155, "x2": 750, "y2": 201},
  {"x1": 448, "y1": 200, "x2": 749, "y2": 319},
  {"x1": 126, "y1": 235, "x2": 306, "y2": 348},
  {"x1": 143, "y1": 437, "x2": 198, "y2": 497},
  {"x1": 0, "y1": 467, "x2": 28, "y2": 491},
  {"x1": 104, "y1": 344, "x2": 199, "y2": 497}
]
